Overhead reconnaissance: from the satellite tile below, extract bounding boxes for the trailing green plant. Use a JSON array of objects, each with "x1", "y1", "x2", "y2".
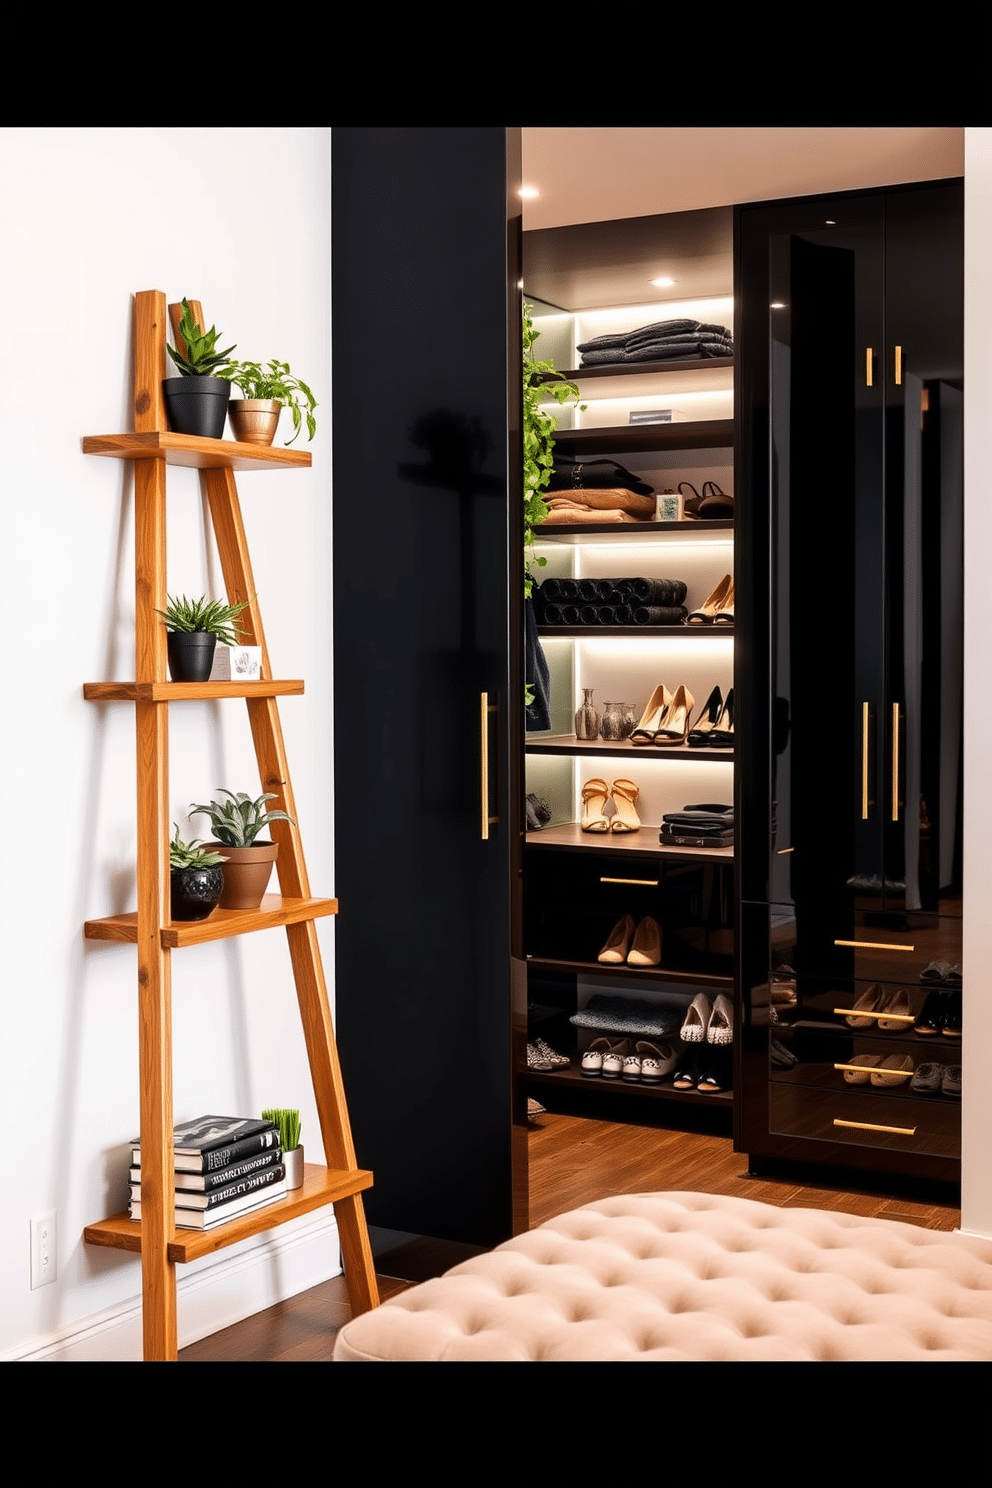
[
  {"x1": 169, "y1": 825, "x2": 227, "y2": 871},
  {"x1": 223, "y1": 358, "x2": 318, "y2": 445},
  {"x1": 155, "y1": 593, "x2": 253, "y2": 646},
  {"x1": 189, "y1": 789, "x2": 296, "y2": 848},
  {"x1": 522, "y1": 303, "x2": 583, "y2": 600},
  {"x1": 262, "y1": 1107, "x2": 301, "y2": 1152},
  {"x1": 166, "y1": 298, "x2": 236, "y2": 378}
]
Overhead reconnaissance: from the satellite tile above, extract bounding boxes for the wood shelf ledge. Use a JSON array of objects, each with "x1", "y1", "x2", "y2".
[
  {"x1": 82, "y1": 431, "x2": 312, "y2": 472},
  {"x1": 85, "y1": 894, "x2": 338, "y2": 948},
  {"x1": 83, "y1": 680, "x2": 305, "y2": 702},
  {"x1": 83, "y1": 1164, "x2": 372, "y2": 1263}
]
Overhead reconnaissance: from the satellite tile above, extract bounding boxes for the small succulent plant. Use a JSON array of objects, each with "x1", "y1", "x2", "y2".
[
  {"x1": 155, "y1": 593, "x2": 252, "y2": 646},
  {"x1": 167, "y1": 298, "x2": 236, "y2": 378},
  {"x1": 169, "y1": 826, "x2": 227, "y2": 871},
  {"x1": 189, "y1": 790, "x2": 296, "y2": 848},
  {"x1": 262, "y1": 1107, "x2": 301, "y2": 1152}
]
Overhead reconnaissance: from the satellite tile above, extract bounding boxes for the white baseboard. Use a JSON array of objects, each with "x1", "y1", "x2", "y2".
[{"x1": 7, "y1": 1211, "x2": 340, "y2": 1362}]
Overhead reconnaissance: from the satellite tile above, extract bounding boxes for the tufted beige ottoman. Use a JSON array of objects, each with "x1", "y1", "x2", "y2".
[{"x1": 334, "y1": 1191, "x2": 992, "y2": 1361}]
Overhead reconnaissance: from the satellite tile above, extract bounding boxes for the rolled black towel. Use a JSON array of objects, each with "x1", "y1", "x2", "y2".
[
  {"x1": 578, "y1": 578, "x2": 614, "y2": 603},
  {"x1": 632, "y1": 606, "x2": 689, "y2": 626},
  {"x1": 626, "y1": 577, "x2": 688, "y2": 606},
  {"x1": 540, "y1": 577, "x2": 579, "y2": 602}
]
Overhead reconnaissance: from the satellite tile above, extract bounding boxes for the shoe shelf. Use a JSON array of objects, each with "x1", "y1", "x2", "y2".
[
  {"x1": 538, "y1": 625, "x2": 734, "y2": 638},
  {"x1": 527, "y1": 1059, "x2": 733, "y2": 1105},
  {"x1": 83, "y1": 679, "x2": 305, "y2": 701},
  {"x1": 535, "y1": 520, "x2": 733, "y2": 544},
  {"x1": 82, "y1": 431, "x2": 312, "y2": 472},
  {"x1": 85, "y1": 894, "x2": 338, "y2": 948},
  {"x1": 84, "y1": 1163, "x2": 373, "y2": 1263},
  {"x1": 525, "y1": 823, "x2": 732, "y2": 863},
  {"x1": 526, "y1": 955, "x2": 732, "y2": 991},
  {"x1": 561, "y1": 355, "x2": 735, "y2": 388},
  {"x1": 552, "y1": 419, "x2": 734, "y2": 456},
  {"x1": 526, "y1": 735, "x2": 732, "y2": 762}
]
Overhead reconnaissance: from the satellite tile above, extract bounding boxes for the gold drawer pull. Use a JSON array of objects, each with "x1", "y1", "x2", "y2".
[
  {"x1": 866, "y1": 347, "x2": 874, "y2": 387},
  {"x1": 861, "y1": 701, "x2": 870, "y2": 818},
  {"x1": 894, "y1": 344, "x2": 903, "y2": 385},
  {"x1": 834, "y1": 939, "x2": 915, "y2": 952},
  {"x1": 480, "y1": 693, "x2": 498, "y2": 840},
  {"x1": 832, "y1": 1007, "x2": 916, "y2": 1024},
  {"x1": 833, "y1": 1062, "x2": 912, "y2": 1082},
  {"x1": 834, "y1": 1118, "x2": 917, "y2": 1136},
  {"x1": 600, "y1": 876, "x2": 659, "y2": 887},
  {"x1": 776, "y1": 846, "x2": 794, "y2": 855},
  {"x1": 892, "y1": 702, "x2": 900, "y2": 821}
]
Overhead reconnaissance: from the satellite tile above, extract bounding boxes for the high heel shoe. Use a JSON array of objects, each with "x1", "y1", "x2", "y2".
[
  {"x1": 654, "y1": 684, "x2": 695, "y2": 746},
  {"x1": 598, "y1": 914, "x2": 636, "y2": 964},
  {"x1": 630, "y1": 684, "x2": 672, "y2": 745},
  {"x1": 687, "y1": 574, "x2": 733, "y2": 624},
  {"x1": 580, "y1": 778, "x2": 610, "y2": 833},
  {"x1": 709, "y1": 688, "x2": 734, "y2": 747},
  {"x1": 687, "y1": 685, "x2": 724, "y2": 746},
  {"x1": 627, "y1": 916, "x2": 661, "y2": 967},
  {"x1": 609, "y1": 779, "x2": 641, "y2": 833},
  {"x1": 712, "y1": 576, "x2": 734, "y2": 624}
]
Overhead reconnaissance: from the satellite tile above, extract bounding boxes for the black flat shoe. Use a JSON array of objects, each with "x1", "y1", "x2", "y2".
[
  {"x1": 914, "y1": 989, "x2": 947, "y2": 1036},
  {"x1": 671, "y1": 1046, "x2": 700, "y2": 1090}
]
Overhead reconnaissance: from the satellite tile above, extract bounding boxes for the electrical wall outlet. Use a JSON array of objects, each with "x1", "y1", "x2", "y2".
[{"x1": 30, "y1": 1210, "x2": 56, "y2": 1289}]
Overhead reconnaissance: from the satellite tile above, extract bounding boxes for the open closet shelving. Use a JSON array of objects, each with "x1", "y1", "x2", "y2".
[
  {"x1": 81, "y1": 291, "x2": 379, "y2": 1359},
  {"x1": 522, "y1": 254, "x2": 736, "y2": 1108}
]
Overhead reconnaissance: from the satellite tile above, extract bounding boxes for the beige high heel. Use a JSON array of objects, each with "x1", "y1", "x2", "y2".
[
  {"x1": 687, "y1": 574, "x2": 733, "y2": 624},
  {"x1": 631, "y1": 684, "x2": 672, "y2": 745},
  {"x1": 598, "y1": 914, "x2": 636, "y2": 963},
  {"x1": 580, "y1": 778, "x2": 610, "y2": 833},
  {"x1": 713, "y1": 576, "x2": 735, "y2": 624},
  {"x1": 654, "y1": 685, "x2": 695, "y2": 746},
  {"x1": 627, "y1": 916, "x2": 662, "y2": 967},
  {"x1": 610, "y1": 779, "x2": 641, "y2": 833}
]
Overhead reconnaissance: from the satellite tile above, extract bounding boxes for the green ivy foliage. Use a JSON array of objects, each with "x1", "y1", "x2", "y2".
[{"x1": 522, "y1": 304, "x2": 582, "y2": 599}]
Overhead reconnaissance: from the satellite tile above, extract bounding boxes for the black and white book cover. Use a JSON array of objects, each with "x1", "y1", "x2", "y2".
[
  {"x1": 131, "y1": 1115, "x2": 279, "y2": 1173},
  {"x1": 130, "y1": 1181, "x2": 288, "y2": 1229},
  {"x1": 129, "y1": 1163, "x2": 286, "y2": 1210},
  {"x1": 129, "y1": 1147, "x2": 283, "y2": 1192}
]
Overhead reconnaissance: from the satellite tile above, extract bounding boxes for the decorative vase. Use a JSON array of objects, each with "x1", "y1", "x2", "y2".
[
  {"x1": 205, "y1": 841, "x2": 279, "y2": 910},
  {"x1": 162, "y1": 376, "x2": 231, "y2": 440},
  {"x1": 170, "y1": 866, "x2": 224, "y2": 922},
  {"x1": 574, "y1": 687, "x2": 599, "y2": 741},
  {"x1": 283, "y1": 1145, "x2": 304, "y2": 1191},
  {"x1": 228, "y1": 399, "x2": 281, "y2": 446},
  {"x1": 167, "y1": 630, "x2": 217, "y2": 683},
  {"x1": 621, "y1": 702, "x2": 638, "y2": 739},
  {"x1": 601, "y1": 701, "x2": 624, "y2": 741}
]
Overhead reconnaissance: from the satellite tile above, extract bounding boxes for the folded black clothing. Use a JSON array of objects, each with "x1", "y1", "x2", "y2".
[
  {"x1": 632, "y1": 606, "x2": 688, "y2": 625},
  {"x1": 547, "y1": 457, "x2": 654, "y2": 495},
  {"x1": 570, "y1": 994, "x2": 682, "y2": 1039},
  {"x1": 625, "y1": 322, "x2": 731, "y2": 350},
  {"x1": 577, "y1": 319, "x2": 701, "y2": 352},
  {"x1": 580, "y1": 340, "x2": 734, "y2": 366},
  {"x1": 660, "y1": 824, "x2": 734, "y2": 847},
  {"x1": 663, "y1": 806, "x2": 734, "y2": 829}
]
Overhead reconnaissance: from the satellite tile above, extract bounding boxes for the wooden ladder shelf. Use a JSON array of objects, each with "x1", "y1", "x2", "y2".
[{"x1": 81, "y1": 291, "x2": 379, "y2": 1359}]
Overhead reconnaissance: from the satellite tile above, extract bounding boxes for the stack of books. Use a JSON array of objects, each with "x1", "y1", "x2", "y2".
[{"x1": 129, "y1": 1114, "x2": 287, "y2": 1230}]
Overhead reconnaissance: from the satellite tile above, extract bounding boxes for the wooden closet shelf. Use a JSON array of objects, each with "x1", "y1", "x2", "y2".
[
  {"x1": 84, "y1": 1163, "x2": 373, "y2": 1263},
  {"x1": 526, "y1": 735, "x2": 734, "y2": 762},
  {"x1": 82, "y1": 431, "x2": 312, "y2": 471},
  {"x1": 526, "y1": 955, "x2": 733, "y2": 989},
  {"x1": 526, "y1": 822, "x2": 733, "y2": 861},
  {"x1": 535, "y1": 519, "x2": 733, "y2": 542},
  {"x1": 85, "y1": 894, "x2": 338, "y2": 948},
  {"x1": 83, "y1": 680, "x2": 305, "y2": 701},
  {"x1": 538, "y1": 625, "x2": 734, "y2": 639},
  {"x1": 552, "y1": 418, "x2": 735, "y2": 454},
  {"x1": 527, "y1": 1062, "x2": 733, "y2": 1105}
]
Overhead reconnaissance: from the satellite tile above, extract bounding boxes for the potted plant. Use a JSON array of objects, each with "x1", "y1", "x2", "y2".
[
  {"x1": 155, "y1": 593, "x2": 253, "y2": 682},
  {"x1": 222, "y1": 358, "x2": 318, "y2": 447},
  {"x1": 188, "y1": 789, "x2": 296, "y2": 910},
  {"x1": 262, "y1": 1107, "x2": 303, "y2": 1190},
  {"x1": 169, "y1": 827, "x2": 227, "y2": 921},
  {"x1": 163, "y1": 298, "x2": 237, "y2": 440}
]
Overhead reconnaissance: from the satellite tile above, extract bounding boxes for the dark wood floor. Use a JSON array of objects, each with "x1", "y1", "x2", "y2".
[{"x1": 179, "y1": 1107, "x2": 960, "y2": 1361}]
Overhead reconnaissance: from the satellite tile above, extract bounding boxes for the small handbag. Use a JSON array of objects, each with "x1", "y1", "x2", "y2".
[{"x1": 547, "y1": 457, "x2": 654, "y2": 496}]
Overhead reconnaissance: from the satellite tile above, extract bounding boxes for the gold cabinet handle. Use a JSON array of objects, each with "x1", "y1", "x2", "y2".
[
  {"x1": 834, "y1": 939, "x2": 916, "y2": 952},
  {"x1": 833, "y1": 1062, "x2": 912, "y2": 1082},
  {"x1": 480, "y1": 692, "x2": 498, "y2": 840},
  {"x1": 600, "y1": 876, "x2": 659, "y2": 887},
  {"x1": 892, "y1": 702, "x2": 900, "y2": 821},
  {"x1": 832, "y1": 1007, "x2": 915, "y2": 1024},
  {"x1": 866, "y1": 347, "x2": 874, "y2": 387},
  {"x1": 861, "y1": 701, "x2": 870, "y2": 819},
  {"x1": 834, "y1": 1118, "x2": 916, "y2": 1136},
  {"x1": 894, "y1": 344, "x2": 903, "y2": 385}
]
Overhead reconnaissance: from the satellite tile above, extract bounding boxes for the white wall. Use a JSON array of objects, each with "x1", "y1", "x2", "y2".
[{"x1": 0, "y1": 127, "x2": 336, "y2": 1359}]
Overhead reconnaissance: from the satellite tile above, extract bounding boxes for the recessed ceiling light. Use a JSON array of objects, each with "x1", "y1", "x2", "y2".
[
  {"x1": 519, "y1": 185, "x2": 539, "y2": 199},
  {"x1": 650, "y1": 276, "x2": 676, "y2": 287},
  {"x1": 770, "y1": 302, "x2": 786, "y2": 309}
]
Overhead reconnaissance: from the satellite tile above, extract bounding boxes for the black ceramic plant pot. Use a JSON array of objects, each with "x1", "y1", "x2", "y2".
[
  {"x1": 170, "y1": 866, "x2": 224, "y2": 921},
  {"x1": 163, "y1": 376, "x2": 231, "y2": 439},
  {"x1": 167, "y1": 630, "x2": 217, "y2": 682}
]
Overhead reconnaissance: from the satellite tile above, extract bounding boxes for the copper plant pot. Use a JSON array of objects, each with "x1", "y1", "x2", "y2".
[
  {"x1": 228, "y1": 399, "x2": 281, "y2": 446},
  {"x1": 206, "y1": 840, "x2": 279, "y2": 909}
]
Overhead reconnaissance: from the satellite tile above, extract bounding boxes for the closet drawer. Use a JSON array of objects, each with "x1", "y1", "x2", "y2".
[
  {"x1": 768, "y1": 1079, "x2": 960, "y2": 1160},
  {"x1": 758, "y1": 908, "x2": 961, "y2": 987}
]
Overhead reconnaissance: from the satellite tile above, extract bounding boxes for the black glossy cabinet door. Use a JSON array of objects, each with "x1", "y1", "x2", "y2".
[
  {"x1": 331, "y1": 129, "x2": 526, "y2": 1245},
  {"x1": 736, "y1": 181, "x2": 963, "y2": 1181}
]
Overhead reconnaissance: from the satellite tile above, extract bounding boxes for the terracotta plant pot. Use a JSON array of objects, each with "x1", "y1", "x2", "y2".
[
  {"x1": 162, "y1": 376, "x2": 231, "y2": 439},
  {"x1": 228, "y1": 399, "x2": 281, "y2": 446},
  {"x1": 205, "y1": 840, "x2": 279, "y2": 910},
  {"x1": 167, "y1": 630, "x2": 217, "y2": 682}
]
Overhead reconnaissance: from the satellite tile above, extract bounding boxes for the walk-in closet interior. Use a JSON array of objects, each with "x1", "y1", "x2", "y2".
[{"x1": 331, "y1": 129, "x2": 965, "y2": 1255}]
